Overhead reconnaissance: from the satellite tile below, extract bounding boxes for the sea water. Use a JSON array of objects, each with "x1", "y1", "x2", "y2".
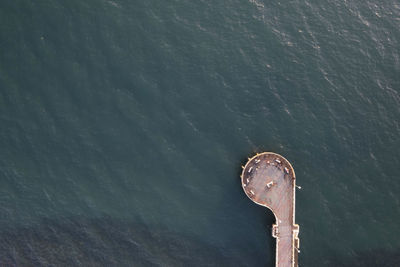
[{"x1": 0, "y1": 0, "x2": 399, "y2": 266}]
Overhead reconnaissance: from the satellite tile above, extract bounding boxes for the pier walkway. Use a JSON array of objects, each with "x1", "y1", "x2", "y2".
[{"x1": 241, "y1": 152, "x2": 300, "y2": 267}]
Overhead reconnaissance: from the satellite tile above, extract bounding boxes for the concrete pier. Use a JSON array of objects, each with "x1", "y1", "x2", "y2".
[{"x1": 241, "y1": 152, "x2": 300, "y2": 267}]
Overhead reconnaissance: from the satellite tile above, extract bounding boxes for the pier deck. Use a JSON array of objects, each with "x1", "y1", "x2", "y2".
[{"x1": 241, "y1": 152, "x2": 299, "y2": 267}]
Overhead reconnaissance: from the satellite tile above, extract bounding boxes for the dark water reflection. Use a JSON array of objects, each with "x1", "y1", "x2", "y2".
[
  {"x1": 0, "y1": 216, "x2": 270, "y2": 266},
  {"x1": 326, "y1": 249, "x2": 400, "y2": 267}
]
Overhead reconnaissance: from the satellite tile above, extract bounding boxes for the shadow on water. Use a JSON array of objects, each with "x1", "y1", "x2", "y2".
[
  {"x1": 325, "y1": 249, "x2": 400, "y2": 267},
  {"x1": 0, "y1": 215, "x2": 268, "y2": 267}
]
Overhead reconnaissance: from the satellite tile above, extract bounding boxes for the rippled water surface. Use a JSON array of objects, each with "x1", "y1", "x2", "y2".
[{"x1": 0, "y1": 0, "x2": 399, "y2": 266}]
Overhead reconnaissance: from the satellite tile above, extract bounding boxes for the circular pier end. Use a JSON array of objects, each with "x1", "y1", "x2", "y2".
[{"x1": 241, "y1": 152, "x2": 296, "y2": 210}]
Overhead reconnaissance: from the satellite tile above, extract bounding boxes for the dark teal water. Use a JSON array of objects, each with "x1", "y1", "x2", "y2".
[{"x1": 1, "y1": 0, "x2": 399, "y2": 266}]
